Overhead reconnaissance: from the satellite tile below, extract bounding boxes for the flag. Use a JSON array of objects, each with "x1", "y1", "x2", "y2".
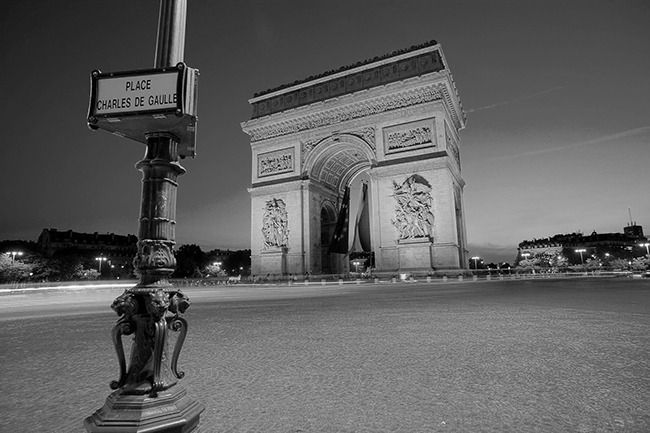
[
  {"x1": 328, "y1": 187, "x2": 350, "y2": 254},
  {"x1": 349, "y1": 182, "x2": 371, "y2": 254}
]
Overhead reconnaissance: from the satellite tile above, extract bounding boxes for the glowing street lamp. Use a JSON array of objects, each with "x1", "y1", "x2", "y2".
[
  {"x1": 575, "y1": 249, "x2": 586, "y2": 265},
  {"x1": 6, "y1": 251, "x2": 23, "y2": 266},
  {"x1": 95, "y1": 256, "x2": 107, "y2": 273},
  {"x1": 471, "y1": 256, "x2": 480, "y2": 269},
  {"x1": 353, "y1": 260, "x2": 361, "y2": 273},
  {"x1": 640, "y1": 243, "x2": 650, "y2": 258},
  {"x1": 521, "y1": 252, "x2": 530, "y2": 261}
]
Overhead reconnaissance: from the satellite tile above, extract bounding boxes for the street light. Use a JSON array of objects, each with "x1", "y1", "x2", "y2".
[
  {"x1": 353, "y1": 260, "x2": 361, "y2": 273},
  {"x1": 95, "y1": 256, "x2": 107, "y2": 273},
  {"x1": 521, "y1": 252, "x2": 530, "y2": 261},
  {"x1": 640, "y1": 243, "x2": 650, "y2": 258},
  {"x1": 471, "y1": 256, "x2": 480, "y2": 269},
  {"x1": 575, "y1": 249, "x2": 586, "y2": 265},
  {"x1": 5, "y1": 251, "x2": 23, "y2": 266}
]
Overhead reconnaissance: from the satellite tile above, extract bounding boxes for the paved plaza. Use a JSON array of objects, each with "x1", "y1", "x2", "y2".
[{"x1": 0, "y1": 277, "x2": 649, "y2": 432}]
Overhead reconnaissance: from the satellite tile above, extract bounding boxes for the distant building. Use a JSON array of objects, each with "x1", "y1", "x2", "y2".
[
  {"x1": 37, "y1": 228, "x2": 137, "y2": 266},
  {"x1": 208, "y1": 249, "x2": 233, "y2": 264},
  {"x1": 517, "y1": 224, "x2": 646, "y2": 260}
]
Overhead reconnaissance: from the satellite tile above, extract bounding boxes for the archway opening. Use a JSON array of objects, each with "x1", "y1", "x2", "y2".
[{"x1": 306, "y1": 135, "x2": 375, "y2": 276}]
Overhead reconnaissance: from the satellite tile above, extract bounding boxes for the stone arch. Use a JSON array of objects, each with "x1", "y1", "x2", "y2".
[
  {"x1": 303, "y1": 134, "x2": 375, "y2": 194},
  {"x1": 242, "y1": 41, "x2": 468, "y2": 277}
]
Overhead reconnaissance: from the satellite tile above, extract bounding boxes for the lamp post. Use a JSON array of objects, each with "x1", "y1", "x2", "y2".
[
  {"x1": 84, "y1": 1, "x2": 203, "y2": 431},
  {"x1": 471, "y1": 256, "x2": 480, "y2": 270},
  {"x1": 95, "y1": 256, "x2": 107, "y2": 273},
  {"x1": 521, "y1": 252, "x2": 530, "y2": 261},
  {"x1": 640, "y1": 243, "x2": 650, "y2": 258},
  {"x1": 575, "y1": 248, "x2": 586, "y2": 265},
  {"x1": 353, "y1": 260, "x2": 360, "y2": 274},
  {"x1": 6, "y1": 251, "x2": 23, "y2": 266}
]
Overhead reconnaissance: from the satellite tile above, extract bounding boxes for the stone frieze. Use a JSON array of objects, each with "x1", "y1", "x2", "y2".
[{"x1": 247, "y1": 84, "x2": 448, "y2": 142}]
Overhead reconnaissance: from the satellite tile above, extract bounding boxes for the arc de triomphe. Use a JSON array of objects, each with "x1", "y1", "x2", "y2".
[{"x1": 241, "y1": 40, "x2": 468, "y2": 277}]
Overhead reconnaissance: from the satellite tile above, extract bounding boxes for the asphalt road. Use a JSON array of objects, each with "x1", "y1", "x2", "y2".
[{"x1": 0, "y1": 278, "x2": 648, "y2": 432}]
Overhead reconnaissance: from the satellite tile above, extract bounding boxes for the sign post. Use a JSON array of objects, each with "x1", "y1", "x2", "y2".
[{"x1": 84, "y1": 1, "x2": 204, "y2": 432}]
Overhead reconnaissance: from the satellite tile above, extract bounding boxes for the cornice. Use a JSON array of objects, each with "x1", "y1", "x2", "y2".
[
  {"x1": 242, "y1": 76, "x2": 462, "y2": 142},
  {"x1": 250, "y1": 40, "x2": 441, "y2": 101}
]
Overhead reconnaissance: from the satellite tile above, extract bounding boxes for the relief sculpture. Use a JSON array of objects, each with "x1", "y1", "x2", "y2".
[
  {"x1": 391, "y1": 174, "x2": 435, "y2": 240},
  {"x1": 387, "y1": 126, "x2": 432, "y2": 150},
  {"x1": 259, "y1": 152, "x2": 293, "y2": 176},
  {"x1": 262, "y1": 198, "x2": 289, "y2": 249}
]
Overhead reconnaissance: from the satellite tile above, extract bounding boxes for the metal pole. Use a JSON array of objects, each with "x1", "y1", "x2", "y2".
[
  {"x1": 85, "y1": 1, "x2": 203, "y2": 431},
  {"x1": 155, "y1": 0, "x2": 186, "y2": 68}
]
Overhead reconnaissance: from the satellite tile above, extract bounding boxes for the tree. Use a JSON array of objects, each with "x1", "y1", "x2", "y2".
[
  {"x1": 585, "y1": 257, "x2": 603, "y2": 271},
  {"x1": 173, "y1": 244, "x2": 208, "y2": 278},
  {"x1": 631, "y1": 257, "x2": 649, "y2": 271},
  {"x1": 204, "y1": 262, "x2": 225, "y2": 277},
  {"x1": 609, "y1": 258, "x2": 630, "y2": 271},
  {"x1": 0, "y1": 254, "x2": 34, "y2": 283},
  {"x1": 515, "y1": 250, "x2": 568, "y2": 272},
  {"x1": 223, "y1": 249, "x2": 251, "y2": 276},
  {"x1": 46, "y1": 248, "x2": 98, "y2": 281}
]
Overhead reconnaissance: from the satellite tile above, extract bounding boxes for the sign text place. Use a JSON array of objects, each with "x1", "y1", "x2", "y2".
[{"x1": 94, "y1": 72, "x2": 178, "y2": 115}]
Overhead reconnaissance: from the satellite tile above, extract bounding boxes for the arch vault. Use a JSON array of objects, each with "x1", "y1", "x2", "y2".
[{"x1": 241, "y1": 40, "x2": 468, "y2": 276}]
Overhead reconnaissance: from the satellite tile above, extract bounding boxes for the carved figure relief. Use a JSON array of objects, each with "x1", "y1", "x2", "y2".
[
  {"x1": 350, "y1": 127, "x2": 376, "y2": 150},
  {"x1": 258, "y1": 150, "x2": 293, "y2": 177},
  {"x1": 262, "y1": 198, "x2": 289, "y2": 249},
  {"x1": 301, "y1": 139, "x2": 320, "y2": 165},
  {"x1": 387, "y1": 126, "x2": 432, "y2": 150},
  {"x1": 391, "y1": 174, "x2": 435, "y2": 240}
]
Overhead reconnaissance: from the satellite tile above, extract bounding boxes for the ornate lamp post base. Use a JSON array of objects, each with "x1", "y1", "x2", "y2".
[
  {"x1": 83, "y1": 387, "x2": 203, "y2": 433},
  {"x1": 85, "y1": 2, "x2": 204, "y2": 431}
]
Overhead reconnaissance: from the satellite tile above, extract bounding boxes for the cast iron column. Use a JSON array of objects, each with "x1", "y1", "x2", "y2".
[{"x1": 84, "y1": 1, "x2": 204, "y2": 431}]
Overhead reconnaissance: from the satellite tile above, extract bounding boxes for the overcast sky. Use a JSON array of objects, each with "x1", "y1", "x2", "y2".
[{"x1": 1, "y1": 0, "x2": 648, "y2": 264}]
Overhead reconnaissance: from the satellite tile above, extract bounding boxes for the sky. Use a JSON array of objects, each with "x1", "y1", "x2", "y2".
[{"x1": 1, "y1": 0, "x2": 648, "y2": 265}]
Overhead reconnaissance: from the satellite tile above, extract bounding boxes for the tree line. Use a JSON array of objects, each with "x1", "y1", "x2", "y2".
[
  {"x1": 470, "y1": 246, "x2": 649, "y2": 273},
  {"x1": 0, "y1": 240, "x2": 251, "y2": 284}
]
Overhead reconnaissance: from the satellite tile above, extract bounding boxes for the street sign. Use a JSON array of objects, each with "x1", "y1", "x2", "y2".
[{"x1": 88, "y1": 63, "x2": 199, "y2": 158}]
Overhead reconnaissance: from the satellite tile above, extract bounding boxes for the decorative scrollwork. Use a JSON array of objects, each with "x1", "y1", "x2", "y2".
[
  {"x1": 167, "y1": 316, "x2": 188, "y2": 379},
  {"x1": 109, "y1": 316, "x2": 135, "y2": 390},
  {"x1": 108, "y1": 287, "x2": 193, "y2": 396},
  {"x1": 133, "y1": 240, "x2": 176, "y2": 271},
  {"x1": 247, "y1": 85, "x2": 446, "y2": 142},
  {"x1": 150, "y1": 318, "x2": 167, "y2": 397}
]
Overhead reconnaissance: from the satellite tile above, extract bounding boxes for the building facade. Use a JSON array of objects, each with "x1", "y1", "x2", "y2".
[
  {"x1": 241, "y1": 41, "x2": 468, "y2": 276},
  {"x1": 517, "y1": 224, "x2": 647, "y2": 260},
  {"x1": 38, "y1": 228, "x2": 137, "y2": 266}
]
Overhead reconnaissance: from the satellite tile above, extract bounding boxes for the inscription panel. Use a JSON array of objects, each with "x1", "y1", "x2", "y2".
[
  {"x1": 258, "y1": 148, "x2": 295, "y2": 178},
  {"x1": 383, "y1": 118, "x2": 436, "y2": 155}
]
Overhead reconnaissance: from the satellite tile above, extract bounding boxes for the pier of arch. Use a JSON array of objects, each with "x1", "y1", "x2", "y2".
[{"x1": 242, "y1": 41, "x2": 468, "y2": 277}]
